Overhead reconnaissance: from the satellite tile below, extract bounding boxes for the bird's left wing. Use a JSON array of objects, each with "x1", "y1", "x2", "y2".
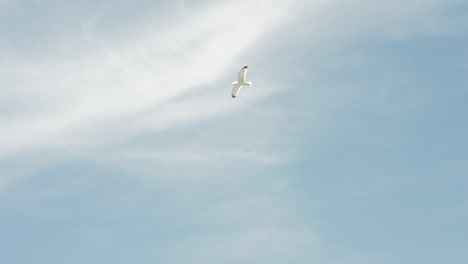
[{"x1": 231, "y1": 84, "x2": 243, "y2": 98}]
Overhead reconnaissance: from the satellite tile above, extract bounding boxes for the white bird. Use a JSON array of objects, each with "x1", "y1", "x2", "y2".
[{"x1": 231, "y1": 65, "x2": 252, "y2": 98}]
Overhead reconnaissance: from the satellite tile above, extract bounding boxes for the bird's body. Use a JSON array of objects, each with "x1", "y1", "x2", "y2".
[{"x1": 231, "y1": 65, "x2": 252, "y2": 98}]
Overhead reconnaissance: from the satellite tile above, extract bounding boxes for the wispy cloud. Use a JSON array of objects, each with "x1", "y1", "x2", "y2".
[
  {"x1": 0, "y1": 0, "x2": 295, "y2": 162},
  {"x1": 2, "y1": 0, "x2": 466, "y2": 185}
]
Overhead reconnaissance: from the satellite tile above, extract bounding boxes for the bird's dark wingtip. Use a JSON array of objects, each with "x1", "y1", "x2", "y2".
[{"x1": 232, "y1": 95, "x2": 236, "y2": 98}]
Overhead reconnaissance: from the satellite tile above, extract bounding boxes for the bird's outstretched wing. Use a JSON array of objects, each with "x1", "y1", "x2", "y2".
[
  {"x1": 237, "y1": 65, "x2": 248, "y2": 83},
  {"x1": 231, "y1": 84, "x2": 243, "y2": 98}
]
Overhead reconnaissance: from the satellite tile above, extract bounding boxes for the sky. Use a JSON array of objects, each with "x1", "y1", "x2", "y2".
[{"x1": 0, "y1": 0, "x2": 467, "y2": 263}]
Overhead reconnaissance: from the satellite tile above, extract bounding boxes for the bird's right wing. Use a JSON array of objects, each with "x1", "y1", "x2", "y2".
[
  {"x1": 231, "y1": 84, "x2": 243, "y2": 98},
  {"x1": 237, "y1": 66, "x2": 247, "y2": 83}
]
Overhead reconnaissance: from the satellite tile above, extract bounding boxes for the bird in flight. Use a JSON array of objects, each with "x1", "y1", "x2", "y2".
[{"x1": 231, "y1": 65, "x2": 252, "y2": 98}]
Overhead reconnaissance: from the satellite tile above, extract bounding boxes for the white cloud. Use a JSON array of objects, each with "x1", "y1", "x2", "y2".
[
  {"x1": 172, "y1": 227, "x2": 315, "y2": 263},
  {"x1": 2, "y1": 0, "x2": 466, "y2": 185},
  {"x1": 139, "y1": 179, "x2": 318, "y2": 263},
  {"x1": 0, "y1": 0, "x2": 295, "y2": 161}
]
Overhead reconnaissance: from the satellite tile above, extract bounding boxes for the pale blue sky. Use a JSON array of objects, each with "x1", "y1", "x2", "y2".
[{"x1": 1, "y1": 0, "x2": 467, "y2": 263}]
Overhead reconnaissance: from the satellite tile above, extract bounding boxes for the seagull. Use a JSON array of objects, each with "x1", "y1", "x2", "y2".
[{"x1": 231, "y1": 65, "x2": 252, "y2": 98}]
